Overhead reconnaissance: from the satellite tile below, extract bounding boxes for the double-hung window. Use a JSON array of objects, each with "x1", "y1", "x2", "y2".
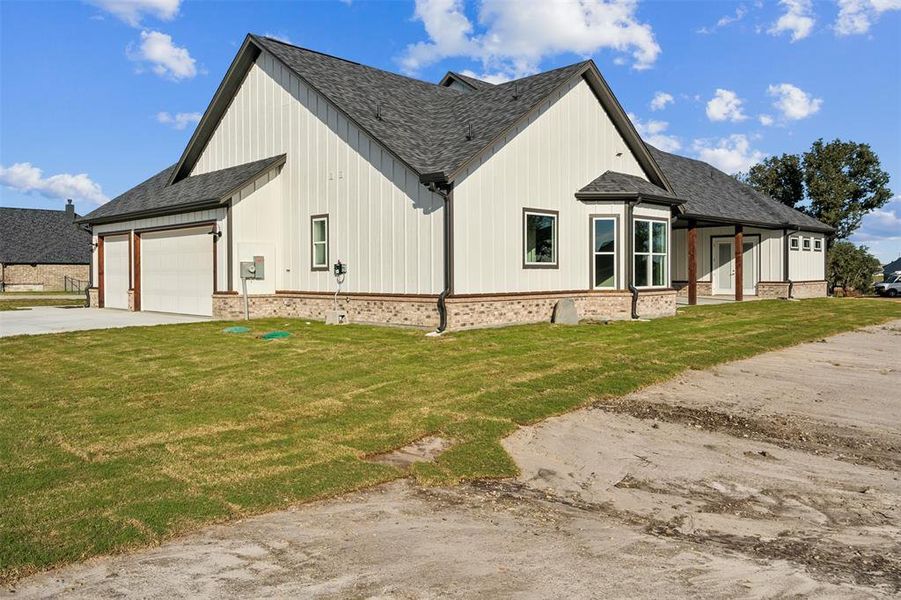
[
  {"x1": 311, "y1": 215, "x2": 328, "y2": 270},
  {"x1": 634, "y1": 219, "x2": 667, "y2": 288},
  {"x1": 523, "y1": 209, "x2": 558, "y2": 268},
  {"x1": 592, "y1": 217, "x2": 616, "y2": 288}
]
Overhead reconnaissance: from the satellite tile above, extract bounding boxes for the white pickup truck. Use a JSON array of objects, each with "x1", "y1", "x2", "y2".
[{"x1": 875, "y1": 273, "x2": 901, "y2": 297}]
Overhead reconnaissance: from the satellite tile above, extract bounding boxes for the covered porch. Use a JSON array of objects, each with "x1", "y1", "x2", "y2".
[{"x1": 671, "y1": 217, "x2": 790, "y2": 305}]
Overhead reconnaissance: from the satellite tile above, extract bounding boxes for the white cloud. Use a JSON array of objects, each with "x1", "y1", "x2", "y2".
[
  {"x1": 834, "y1": 0, "x2": 901, "y2": 35},
  {"x1": 706, "y1": 89, "x2": 748, "y2": 122},
  {"x1": 769, "y1": 0, "x2": 815, "y2": 41},
  {"x1": 0, "y1": 162, "x2": 108, "y2": 205},
  {"x1": 649, "y1": 91, "x2": 674, "y2": 111},
  {"x1": 400, "y1": 0, "x2": 661, "y2": 79},
  {"x1": 692, "y1": 135, "x2": 765, "y2": 174},
  {"x1": 263, "y1": 32, "x2": 293, "y2": 44},
  {"x1": 628, "y1": 113, "x2": 681, "y2": 152},
  {"x1": 459, "y1": 69, "x2": 512, "y2": 84},
  {"x1": 88, "y1": 0, "x2": 180, "y2": 27},
  {"x1": 852, "y1": 196, "x2": 901, "y2": 242},
  {"x1": 758, "y1": 114, "x2": 775, "y2": 126},
  {"x1": 697, "y1": 4, "x2": 748, "y2": 34},
  {"x1": 129, "y1": 30, "x2": 197, "y2": 80},
  {"x1": 767, "y1": 83, "x2": 822, "y2": 120},
  {"x1": 156, "y1": 111, "x2": 202, "y2": 130}
]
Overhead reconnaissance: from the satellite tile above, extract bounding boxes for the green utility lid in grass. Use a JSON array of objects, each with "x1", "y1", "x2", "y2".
[
  {"x1": 261, "y1": 330, "x2": 291, "y2": 340},
  {"x1": 223, "y1": 326, "x2": 251, "y2": 334}
]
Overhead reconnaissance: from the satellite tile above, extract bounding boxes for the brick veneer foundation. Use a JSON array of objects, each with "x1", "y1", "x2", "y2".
[
  {"x1": 672, "y1": 280, "x2": 712, "y2": 297},
  {"x1": 756, "y1": 280, "x2": 827, "y2": 299},
  {"x1": 212, "y1": 289, "x2": 678, "y2": 331}
]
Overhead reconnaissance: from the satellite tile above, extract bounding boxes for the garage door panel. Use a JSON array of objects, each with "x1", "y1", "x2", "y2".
[
  {"x1": 140, "y1": 227, "x2": 213, "y2": 317},
  {"x1": 103, "y1": 235, "x2": 129, "y2": 309}
]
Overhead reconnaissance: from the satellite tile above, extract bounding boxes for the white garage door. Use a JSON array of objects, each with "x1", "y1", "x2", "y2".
[
  {"x1": 103, "y1": 234, "x2": 130, "y2": 309},
  {"x1": 140, "y1": 227, "x2": 213, "y2": 316}
]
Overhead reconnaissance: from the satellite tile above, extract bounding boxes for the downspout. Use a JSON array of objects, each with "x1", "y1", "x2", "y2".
[
  {"x1": 428, "y1": 182, "x2": 453, "y2": 333},
  {"x1": 627, "y1": 199, "x2": 642, "y2": 319}
]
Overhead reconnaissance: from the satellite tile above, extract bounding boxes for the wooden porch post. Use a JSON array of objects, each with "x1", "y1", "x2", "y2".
[
  {"x1": 687, "y1": 220, "x2": 698, "y2": 305},
  {"x1": 734, "y1": 225, "x2": 744, "y2": 302}
]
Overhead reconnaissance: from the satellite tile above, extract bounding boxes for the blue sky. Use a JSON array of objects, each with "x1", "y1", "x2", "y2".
[{"x1": 1, "y1": 0, "x2": 899, "y2": 261}]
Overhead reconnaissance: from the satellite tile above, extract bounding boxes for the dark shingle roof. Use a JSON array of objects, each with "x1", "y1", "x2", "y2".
[
  {"x1": 648, "y1": 146, "x2": 832, "y2": 232},
  {"x1": 443, "y1": 71, "x2": 496, "y2": 91},
  {"x1": 0, "y1": 206, "x2": 91, "y2": 264},
  {"x1": 252, "y1": 36, "x2": 588, "y2": 176},
  {"x1": 81, "y1": 155, "x2": 285, "y2": 224},
  {"x1": 576, "y1": 171, "x2": 681, "y2": 203},
  {"x1": 883, "y1": 257, "x2": 901, "y2": 276}
]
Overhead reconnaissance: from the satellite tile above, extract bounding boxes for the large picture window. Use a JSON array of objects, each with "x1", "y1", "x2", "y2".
[
  {"x1": 523, "y1": 209, "x2": 558, "y2": 268},
  {"x1": 634, "y1": 219, "x2": 667, "y2": 288},
  {"x1": 592, "y1": 217, "x2": 616, "y2": 288},
  {"x1": 311, "y1": 214, "x2": 328, "y2": 270}
]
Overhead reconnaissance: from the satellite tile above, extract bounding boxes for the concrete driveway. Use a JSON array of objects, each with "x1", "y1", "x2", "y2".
[
  {"x1": 0, "y1": 307, "x2": 209, "y2": 337},
  {"x1": 7, "y1": 321, "x2": 901, "y2": 599}
]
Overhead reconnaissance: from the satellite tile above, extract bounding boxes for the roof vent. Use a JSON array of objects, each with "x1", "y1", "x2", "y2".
[
  {"x1": 512, "y1": 82, "x2": 520, "y2": 100},
  {"x1": 376, "y1": 103, "x2": 383, "y2": 121},
  {"x1": 465, "y1": 123, "x2": 473, "y2": 140}
]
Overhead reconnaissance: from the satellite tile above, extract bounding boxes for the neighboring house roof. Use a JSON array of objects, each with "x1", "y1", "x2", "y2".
[
  {"x1": 883, "y1": 257, "x2": 901, "y2": 275},
  {"x1": 0, "y1": 206, "x2": 91, "y2": 264},
  {"x1": 648, "y1": 147, "x2": 833, "y2": 232},
  {"x1": 575, "y1": 171, "x2": 682, "y2": 206},
  {"x1": 169, "y1": 34, "x2": 671, "y2": 190},
  {"x1": 81, "y1": 155, "x2": 285, "y2": 225}
]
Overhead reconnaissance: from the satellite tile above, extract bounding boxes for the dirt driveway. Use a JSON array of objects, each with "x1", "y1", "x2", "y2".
[{"x1": 7, "y1": 321, "x2": 900, "y2": 599}]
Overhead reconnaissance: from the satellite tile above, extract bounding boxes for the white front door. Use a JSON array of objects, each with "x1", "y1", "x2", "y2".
[
  {"x1": 742, "y1": 240, "x2": 758, "y2": 296},
  {"x1": 103, "y1": 234, "x2": 130, "y2": 309},
  {"x1": 140, "y1": 227, "x2": 214, "y2": 316},
  {"x1": 713, "y1": 239, "x2": 734, "y2": 295}
]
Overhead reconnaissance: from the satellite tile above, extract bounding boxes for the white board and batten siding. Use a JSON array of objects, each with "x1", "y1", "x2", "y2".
[
  {"x1": 788, "y1": 231, "x2": 826, "y2": 281},
  {"x1": 91, "y1": 207, "x2": 228, "y2": 292},
  {"x1": 452, "y1": 76, "x2": 668, "y2": 294},
  {"x1": 192, "y1": 52, "x2": 444, "y2": 295},
  {"x1": 671, "y1": 227, "x2": 825, "y2": 284}
]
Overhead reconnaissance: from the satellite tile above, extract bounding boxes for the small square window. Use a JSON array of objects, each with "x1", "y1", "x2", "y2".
[
  {"x1": 813, "y1": 238, "x2": 823, "y2": 251},
  {"x1": 790, "y1": 237, "x2": 800, "y2": 251},
  {"x1": 524, "y1": 209, "x2": 558, "y2": 267},
  {"x1": 802, "y1": 237, "x2": 811, "y2": 251}
]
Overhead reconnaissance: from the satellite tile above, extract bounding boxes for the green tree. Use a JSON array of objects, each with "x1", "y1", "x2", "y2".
[
  {"x1": 826, "y1": 241, "x2": 881, "y2": 294},
  {"x1": 743, "y1": 154, "x2": 805, "y2": 209},
  {"x1": 742, "y1": 139, "x2": 892, "y2": 243},
  {"x1": 803, "y1": 139, "x2": 892, "y2": 240}
]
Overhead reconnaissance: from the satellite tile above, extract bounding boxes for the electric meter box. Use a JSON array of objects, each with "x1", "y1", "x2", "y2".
[
  {"x1": 333, "y1": 261, "x2": 347, "y2": 276},
  {"x1": 240, "y1": 255, "x2": 265, "y2": 280}
]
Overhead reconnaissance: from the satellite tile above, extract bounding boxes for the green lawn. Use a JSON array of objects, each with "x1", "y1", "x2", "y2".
[
  {"x1": 0, "y1": 299, "x2": 85, "y2": 311},
  {"x1": 1, "y1": 298, "x2": 898, "y2": 581}
]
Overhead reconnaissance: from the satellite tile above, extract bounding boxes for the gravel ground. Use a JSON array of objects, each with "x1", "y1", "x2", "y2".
[{"x1": 6, "y1": 320, "x2": 900, "y2": 599}]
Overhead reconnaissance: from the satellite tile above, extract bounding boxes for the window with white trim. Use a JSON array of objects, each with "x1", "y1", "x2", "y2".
[
  {"x1": 813, "y1": 238, "x2": 822, "y2": 251},
  {"x1": 802, "y1": 237, "x2": 811, "y2": 251},
  {"x1": 311, "y1": 215, "x2": 328, "y2": 270},
  {"x1": 634, "y1": 219, "x2": 667, "y2": 288},
  {"x1": 790, "y1": 236, "x2": 800, "y2": 251},
  {"x1": 592, "y1": 217, "x2": 616, "y2": 289},
  {"x1": 523, "y1": 209, "x2": 558, "y2": 267}
]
